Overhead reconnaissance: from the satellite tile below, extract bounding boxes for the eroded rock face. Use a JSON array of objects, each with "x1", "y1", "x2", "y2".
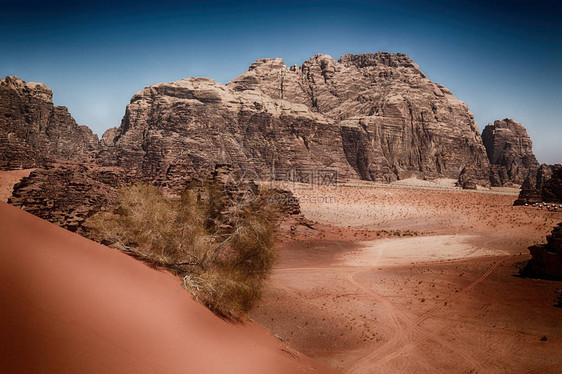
[
  {"x1": 482, "y1": 119, "x2": 538, "y2": 186},
  {"x1": 515, "y1": 164, "x2": 562, "y2": 205},
  {"x1": 228, "y1": 53, "x2": 491, "y2": 183},
  {"x1": 543, "y1": 166, "x2": 562, "y2": 203},
  {"x1": 8, "y1": 163, "x2": 130, "y2": 231},
  {"x1": 0, "y1": 76, "x2": 99, "y2": 170},
  {"x1": 4, "y1": 53, "x2": 496, "y2": 188},
  {"x1": 98, "y1": 77, "x2": 357, "y2": 190}
]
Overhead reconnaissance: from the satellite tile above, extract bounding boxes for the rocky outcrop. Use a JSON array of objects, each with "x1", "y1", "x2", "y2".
[
  {"x1": 523, "y1": 222, "x2": 562, "y2": 280},
  {"x1": 8, "y1": 163, "x2": 131, "y2": 231},
  {"x1": 542, "y1": 166, "x2": 562, "y2": 203},
  {"x1": 228, "y1": 53, "x2": 491, "y2": 184},
  {"x1": 98, "y1": 77, "x2": 357, "y2": 190},
  {"x1": 0, "y1": 76, "x2": 100, "y2": 170},
  {"x1": 515, "y1": 164, "x2": 562, "y2": 205},
  {"x1": 8, "y1": 161, "x2": 305, "y2": 233},
  {"x1": 482, "y1": 119, "x2": 538, "y2": 186},
  {"x1": 458, "y1": 169, "x2": 478, "y2": 190}
]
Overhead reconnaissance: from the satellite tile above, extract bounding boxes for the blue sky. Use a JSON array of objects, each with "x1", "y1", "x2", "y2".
[{"x1": 1, "y1": 0, "x2": 561, "y2": 163}]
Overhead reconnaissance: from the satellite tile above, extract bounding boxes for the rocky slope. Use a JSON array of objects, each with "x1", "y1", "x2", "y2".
[
  {"x1": 482, "y1": 118, "x2": 538, "y2": 186},
  {"x1": 0, "y1": 76, "x2": 99, "y2": 170},
  {"x1": 227, "y1": 53, "x2": 491, "y2": 183}
]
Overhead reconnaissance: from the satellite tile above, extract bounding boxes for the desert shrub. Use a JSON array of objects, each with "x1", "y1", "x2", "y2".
[
  {"x1": 85, "y1": 180, "x2": 279, "y2": 319},
  {"x1": 185, "y1": 266, "x2": 263, "y2": 316},
  {"x1": 86, "y1": 184, "x2": 212, "y2": 265}
]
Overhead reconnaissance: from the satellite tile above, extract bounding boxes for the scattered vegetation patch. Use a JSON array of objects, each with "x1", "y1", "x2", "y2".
[{"x1": 85, "y1": 180, "x2": 280, "y2": 320}]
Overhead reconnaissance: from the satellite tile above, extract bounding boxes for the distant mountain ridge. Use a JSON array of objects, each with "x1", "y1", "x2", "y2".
[{"x1": 0, "y1": 53, "x2": 542, "y2": 189}]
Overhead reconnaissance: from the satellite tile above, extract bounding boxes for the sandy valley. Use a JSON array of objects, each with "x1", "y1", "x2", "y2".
[{"x1": 251, "y1": 180, "x2": 562, "y2": 373}]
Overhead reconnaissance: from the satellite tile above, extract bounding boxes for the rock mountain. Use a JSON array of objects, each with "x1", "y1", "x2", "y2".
[
  {"x1": 99, "y1": 76, "x2": 355, "y2": 190},
  {"x1": 228, "y1": 53, "x2": 491, "y2": 184},
  {"x1": 98, "y1": 52, "x2": 504, "y2": 186},
  {"x1": 1, "y1": 53, "x2": 542, "y2": 197},
  {"x1": 0, "y1": 76, "x2": 99, "y2": 169}
]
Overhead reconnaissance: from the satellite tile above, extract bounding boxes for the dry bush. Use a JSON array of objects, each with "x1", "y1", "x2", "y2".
[
  {"x1": 185, "y1": 266, "x2": 263, "y2": 317},
  {"x1": 86, "y1": 184, "x2": 212, "y2": 265},
  {"x1": 85, "y1": 181, "x2": 279, "y2": 319}
]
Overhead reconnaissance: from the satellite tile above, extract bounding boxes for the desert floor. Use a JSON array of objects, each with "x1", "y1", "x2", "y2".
[{"x1": 252, "y1": 179, "x2": 562, "y2": 373}]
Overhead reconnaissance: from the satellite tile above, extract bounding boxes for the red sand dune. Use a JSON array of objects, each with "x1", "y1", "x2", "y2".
[{"x1": 0, "y1": 202, "x2": 334, "y2": 373}]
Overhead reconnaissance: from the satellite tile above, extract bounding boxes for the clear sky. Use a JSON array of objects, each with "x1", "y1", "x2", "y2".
[{"x1": 1, "y1": 0, "x2": 561, "y2": 163}]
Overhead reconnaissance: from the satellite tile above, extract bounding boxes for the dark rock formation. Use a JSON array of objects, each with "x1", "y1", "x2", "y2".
[
  {"x1": 8, "y1": 163, "x2": 130, "y2": 231},
  {"x1": 522, "y1": 222, "x2": 562, "y2": 280},
  {"x1": 542, "y1": 166, "x2": 562, "y2": 203},
  {"x1": 482, "y1": 119, "x2": 538, "y2": 186},
  {"x1": 457, "y1": 166, "x2": 481, "y2": 189},
  {"x1": 0, "y1": 76, "x2": 99, "y2": 170},
  {"x1": 228, "y1": 53, "x2": 491, "y2": 184},
  {"x1": 515, "y1": 164, "x2": 562, "y2": 205},
  {"x1": 8, "y1": 161, "x2": 305, "y2": 233}
]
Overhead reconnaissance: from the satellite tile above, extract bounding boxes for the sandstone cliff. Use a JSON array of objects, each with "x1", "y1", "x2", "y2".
[
  {"x1": 3, "y1": 54, "x2": 498, "y2": 187},
  {"x1": 98, "y1": 77, "x2": 357, "y2": 190},
  {"x1": 228, "y1": 53, "x2": 491, "y2": 183},
  {"x1": 482, "y1": 118, "x2": 538, "y2": 186},
  {"x1": 0, "y1": 76, "x2": 99, "y2": 169}
]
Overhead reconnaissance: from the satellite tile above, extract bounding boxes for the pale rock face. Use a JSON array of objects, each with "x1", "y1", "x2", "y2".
[
  {"x1": 0, "y1": 76, "x2": 99, "y2": 169},
  {"x1": 228, "y1": 52, "x2": 491, "y2": 183},
  {"x1": 99, "y1": 77, "x2": 357, "y2": 190},
  {"x1": 482, "y1": 118, "x2": 539, "y2": 186}
]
